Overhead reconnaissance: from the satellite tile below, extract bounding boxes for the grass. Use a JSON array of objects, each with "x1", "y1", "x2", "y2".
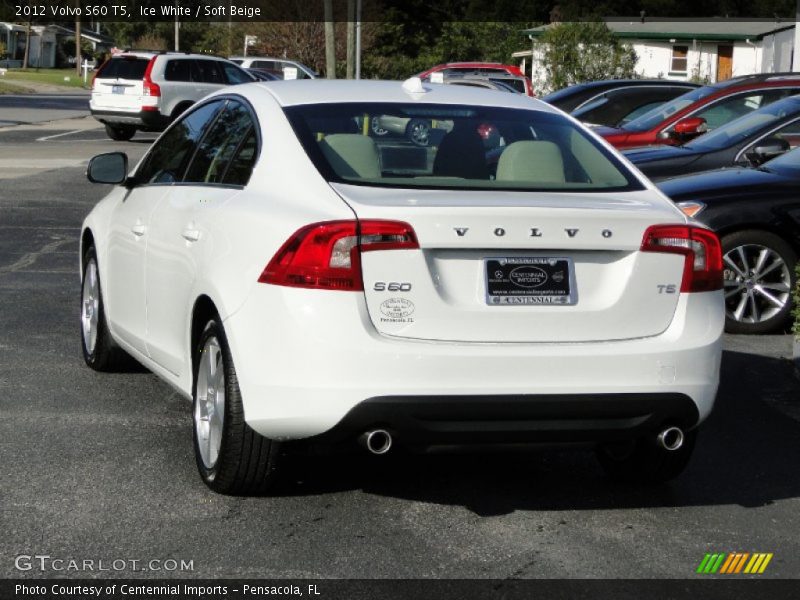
[
  {"x1": 0, "y1": 80, "x2": 34, "y2": 94},
  {"x1": 3, "y1": 68, "x2": 89, "y2": 89}
]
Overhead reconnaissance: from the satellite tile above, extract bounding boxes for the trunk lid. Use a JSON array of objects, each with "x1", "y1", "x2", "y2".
[
  {"x1": 332, "y1": 183, "x2": 688, "y2": 343},
  {"x1": 91, "y1": 56, "x2": 150, "y2": 112}
]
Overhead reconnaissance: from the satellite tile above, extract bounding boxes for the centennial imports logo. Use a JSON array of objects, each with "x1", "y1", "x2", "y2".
[{"x1": 509, "y1": 266, "x2": 548, "y2": 289}]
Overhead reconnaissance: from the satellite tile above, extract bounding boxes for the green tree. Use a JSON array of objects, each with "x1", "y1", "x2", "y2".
[{"x1": 536, "y1": 21, "x2": 637, "y2": 94}]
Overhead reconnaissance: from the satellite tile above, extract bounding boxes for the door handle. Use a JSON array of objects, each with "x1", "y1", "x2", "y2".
[
  {"x1": 182, "y1": 227, "x2": 200, "y2": 242},
  {"x1": 131, "y1": 222, "x2": 146, "y2": 237}
]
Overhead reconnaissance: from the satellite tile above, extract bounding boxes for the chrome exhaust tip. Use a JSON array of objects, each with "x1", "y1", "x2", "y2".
[
  {"x1": 657, "y1": 426, "x2": 684, "y2": 451},
  {"x1": 360, "y1": 429, "x2": 393, "y2": 455}
]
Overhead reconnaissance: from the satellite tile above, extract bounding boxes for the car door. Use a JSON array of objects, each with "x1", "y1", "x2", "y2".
[
  {"x1": 193, "y1": 59, "x2": 226, "y2": 99},
  {"x1": 105, "y1": 100, "x2": 224, "y2": 358},
  {"x1": 145, "y1": 98, "x2": 260, "y2": 376}
]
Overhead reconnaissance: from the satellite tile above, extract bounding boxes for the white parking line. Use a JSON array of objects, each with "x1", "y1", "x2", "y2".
[{"x1": 36, "y1": 129, "x2": 85, "y2": 142}]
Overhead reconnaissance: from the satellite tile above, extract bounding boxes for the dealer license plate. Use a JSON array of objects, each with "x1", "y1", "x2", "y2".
[{"x1": 485, "y1": 257, "x2": 576, "y2": 305}]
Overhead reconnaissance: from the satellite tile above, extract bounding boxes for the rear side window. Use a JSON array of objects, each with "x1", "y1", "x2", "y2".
[
  {"x1": 96, "y1": 57, "x2": 149, "y2": 80},
  {"x1": 195, "y1": 60, "x2": 225, "y2": 84},
  {"x1": 252, "y1": 60, "x2": 277, "y2": 69},
  {"x1": 183, "y1": 100, "x2": 259, "y2": 186},
  {"x1": 164, "y1": 59, "x2": 194, "y2": 82},
  {"x1": 136, "y1": 100, "x2": 224, "y2": 185}
]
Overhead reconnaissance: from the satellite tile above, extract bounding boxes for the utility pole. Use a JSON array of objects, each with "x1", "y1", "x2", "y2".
[
  {"x1": 75, "y1": 13, "x2": 81, "y2": 75},
  {"x1": 324, "y1": 0, "x2": 336, "y2": 78},
  {"x1": 174, "y1": 1, "x2": 180, "y2": 52},
  {"x1": 346, "y1": 0, "x2": 354, "y2": 79},
  {"x1": 355, "y1": 0, "x2": 361, "y2": 79},
  {"x1": 794, "y1": 0, "x2": 800, "y2": 71}
]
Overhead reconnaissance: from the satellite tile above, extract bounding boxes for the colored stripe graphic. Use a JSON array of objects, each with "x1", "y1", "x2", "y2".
[{"x1": 699, "y1": 552, "x2": 773, "y2": 575}]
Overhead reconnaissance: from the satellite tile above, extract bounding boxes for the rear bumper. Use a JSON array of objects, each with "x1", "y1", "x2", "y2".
[
  {"x1": 223, "y1": 287, "x2": 723, "y2": 442},
  {"x1": 90, "y1": 108, "x2": 169, "y2": 131},
  {"x1": 308, "y1": 393, "x2": 699, "y2": 447}
]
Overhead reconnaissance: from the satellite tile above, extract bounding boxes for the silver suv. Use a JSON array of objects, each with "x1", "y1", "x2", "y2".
[{"x1": 90, "y1": 51, "x2": 255, "y2": 140}]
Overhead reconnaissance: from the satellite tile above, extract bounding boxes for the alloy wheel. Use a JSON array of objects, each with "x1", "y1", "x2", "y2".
[
  {"x1": 81, "y1": 258, "x2": 100, "y2": 354},
  {"x1": 723, "y1": 243, "x2": 791, "y2": 324},
  {"x1": 195, "y1": 336, "x2": 225, "y2": 469}
]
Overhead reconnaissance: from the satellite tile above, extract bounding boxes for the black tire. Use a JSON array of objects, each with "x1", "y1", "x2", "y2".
[
  {"x1": 192, "y1": 317, "x2": 281, "y2": 495},
  {"x1": 721, "y1": 230, "x2": 796, "y2": 334},
  {"x1": 596, "y1": 429, "x2": 696, "y2": 484},
  {"x1": 171, "y1": 102, "x2": 193, "y2": 121},
  {"x1": 80, "y1": 247, "x2": 133, "y2": 371},
  {"x1": 104, "y1": 124, "x2": 135, "y2": 141},
  {"x1": 405, "y1": 118, "x2": 431, "y2": 146}
]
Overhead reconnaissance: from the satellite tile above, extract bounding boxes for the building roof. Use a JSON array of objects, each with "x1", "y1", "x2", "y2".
[{"x1": 524, "y1": 19, "x2": 795, "y2": 42}]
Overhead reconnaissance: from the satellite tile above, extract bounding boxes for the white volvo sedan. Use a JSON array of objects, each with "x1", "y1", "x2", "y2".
[{"x1": 80, "y1": 79, "x2": 724, "y2": 494}]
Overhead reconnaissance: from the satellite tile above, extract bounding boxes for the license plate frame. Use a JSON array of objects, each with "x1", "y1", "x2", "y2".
[{"x1": 485, "y1": 257, "x2": 577, "y2": 306}]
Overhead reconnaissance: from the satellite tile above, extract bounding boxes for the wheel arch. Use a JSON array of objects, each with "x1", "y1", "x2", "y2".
[
  {"x1": 80, "y1": 228, "x2": 95, "y2": 272},
  {"x1": 190, "y1": 295, "x2": 220, "y2": 372},
  {"x1": 715, "y1": 223, "x2": 800, "y2": 254}
]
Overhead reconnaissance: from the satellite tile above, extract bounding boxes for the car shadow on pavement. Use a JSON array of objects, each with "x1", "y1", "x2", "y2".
[{"x1": 276, "y1": 350, "x2": 800, "y2": 516}]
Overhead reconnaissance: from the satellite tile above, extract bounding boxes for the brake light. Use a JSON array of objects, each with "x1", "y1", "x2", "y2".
[
  {"x1": 141, "y1": 57, "x2": 160, "y2": 111},
  {"x1": 640, "y1": 225, "x2": 722, "y2": 293},
  {"x1": 91, "y1": 58, "x2": 109, "y2": 90},
  {"x1": 259, "y1": 220, "x2": 419, "y2": 291}
]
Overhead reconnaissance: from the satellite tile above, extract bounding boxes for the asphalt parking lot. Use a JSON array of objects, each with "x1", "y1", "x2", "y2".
[{"x1": 1, "y1": 114, "x2": 799, "y2": 580}]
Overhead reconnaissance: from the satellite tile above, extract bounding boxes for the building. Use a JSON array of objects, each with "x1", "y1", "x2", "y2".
[
  {"x1": 521, "y1": 19, "x2": 797, "y2": 90},
  {"x1": 0, "y1": 22, "x2": 113, "y2": 68}
]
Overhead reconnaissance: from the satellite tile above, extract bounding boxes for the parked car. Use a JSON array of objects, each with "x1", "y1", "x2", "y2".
[
  {"x1": 596, "y1": 73, "x2": 800, "y2": 149},
  {"x1": 80, "y1": 80, "x2": 723, "y2": 493},
  {"x1": 228, "y1": 56, "x2": 317, "y2": 79},
  {"x1": 542, "y1": 79, "x2": 700, "y2": 113},
  {"x1": 570, "y1": 83, "x2": 702, "y2": 127},
  {"x1": 625, "y1": 95, "x2": 800, "y2": 180},
  {"x1": 246, "y1": 68, "x2": 282, "y2": 81},
  {"x1": 441, "y1": 73, "x2": 527, "y2": 94},
  {"x1": 659, "y1": 146, "x2": 800, "y2": 334},
  {"x1": 90, "y1": 52, "x2": 255, "y2": 141},
  {"x1": 418, "y1": 62, "x2": 534, "y2": 96}
]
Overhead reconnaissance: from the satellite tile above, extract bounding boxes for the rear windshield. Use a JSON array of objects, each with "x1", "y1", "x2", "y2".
[
  {"x1": 621, "y1": 85, "x2": 718, "y2": 132},
  {"x1": 96, "y1": 57, "x2": 149, "y2": 80},
  {"x1": 285, "y1": 103, "x2": 642, "y2": 192}
]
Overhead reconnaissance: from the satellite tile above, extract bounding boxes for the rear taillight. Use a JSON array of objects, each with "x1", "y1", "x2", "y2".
[
  {"x1": 258, "y1": 220, "x2": 419, "y2": 291},
  {"x1": 640, "y1": 225, "x2": 722, "y2": 293},
  {"x1": 91, "y1": 58, "x2": 109, "y2": 90},
  {"x1": 141, "y1": 57, "x2": 160, "y2": 111}
]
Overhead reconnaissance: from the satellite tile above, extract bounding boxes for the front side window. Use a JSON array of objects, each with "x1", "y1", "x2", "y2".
[
  {"x1": 286, "y1": 103, "x2": 641, "y2": 192},
  {"x1": 671, "y1": 45, "x2": 688, "y2": 73},
  {"x1": 135, "y1": 100, "x2": 224, "y2": 185},
  {"x1": 688, "y1": 97, "x2": 800, "y2": 151},
  {"x1": 221, "y1": 63, "x2": 253, "y2": 85},
  {"x1": 183, "y1": 100, "x2": 259, "y2": 186},
  {"x1": 622, "y1": 85, "x2": 717, "y2": 132},
  {"x1": 693, "y1": 89, "x2": 795, "y2": 130}
]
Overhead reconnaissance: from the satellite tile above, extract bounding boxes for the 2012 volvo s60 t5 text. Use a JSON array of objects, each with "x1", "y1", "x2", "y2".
[{"x1": 79, "y1": 79, "x2": 724, "y2": 494}]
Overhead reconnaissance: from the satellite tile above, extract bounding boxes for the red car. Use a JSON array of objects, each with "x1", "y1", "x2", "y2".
[
  {"x1": 418, "y1": 62, "x2": 534, "y2": 96},
  {"x1": 596, "y1": 73, "x2": 800, "y2": 149}
]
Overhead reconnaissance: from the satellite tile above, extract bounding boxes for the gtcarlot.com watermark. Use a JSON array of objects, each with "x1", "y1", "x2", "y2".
[{"x1": 14, "y1": 554, "x2": 194, "y2": 573}]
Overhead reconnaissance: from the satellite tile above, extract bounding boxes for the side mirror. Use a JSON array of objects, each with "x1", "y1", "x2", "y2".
[
  {"x1": 87, "y1": 152, "x2": 128, "y2": 184},
  {"x1": 745, "y1": 137, "x2": 790, "y2": 166},
  {"x1": 670, "y1": 117, "x2": 708, "y2": 141}
]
